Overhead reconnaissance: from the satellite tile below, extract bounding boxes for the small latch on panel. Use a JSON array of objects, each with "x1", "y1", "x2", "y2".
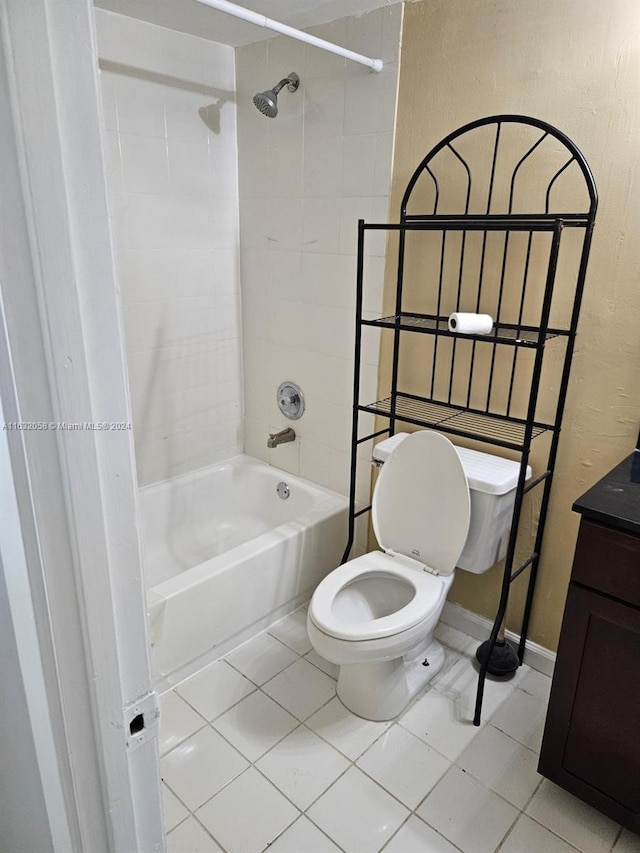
[{"x1": 125, "y1": 691, "x2": 160, "y2": 750}]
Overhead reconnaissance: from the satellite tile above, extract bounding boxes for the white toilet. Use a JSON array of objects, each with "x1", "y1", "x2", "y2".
[{"x1": 307, "y1": 430, "x2": 530, "y2": 721}]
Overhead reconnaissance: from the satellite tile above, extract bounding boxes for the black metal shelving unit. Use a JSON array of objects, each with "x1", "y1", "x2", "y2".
[{"x1": 341, "y1": 115, "x2": 597, "y2": 725}]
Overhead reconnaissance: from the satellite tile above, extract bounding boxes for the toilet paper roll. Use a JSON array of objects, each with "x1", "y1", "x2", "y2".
[{"x1": 448, "y1": 312, "x2": 494, "y2": 335}]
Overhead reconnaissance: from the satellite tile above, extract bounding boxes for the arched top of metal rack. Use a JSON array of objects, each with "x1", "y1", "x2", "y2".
[{"x1": 400, "y1": 115, "x2": 597, "y2": 222}]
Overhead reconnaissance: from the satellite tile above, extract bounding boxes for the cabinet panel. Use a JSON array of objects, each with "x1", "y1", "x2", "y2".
[
  {"x1": 539, "y1": 584, "x2": 640, "y2": 831},
  {"x1": 572, "y1": 519, "x2": 640, "y2": 606}
]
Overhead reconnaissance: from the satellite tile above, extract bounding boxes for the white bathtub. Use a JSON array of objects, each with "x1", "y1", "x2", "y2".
[{"x1": 140, "y1": 455, "x2": 348, "y2": 684}]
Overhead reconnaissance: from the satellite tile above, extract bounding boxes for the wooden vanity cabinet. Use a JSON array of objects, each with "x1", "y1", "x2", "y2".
[{"x1": 539, "y1": 517, "x2": 640, "y2": 833}]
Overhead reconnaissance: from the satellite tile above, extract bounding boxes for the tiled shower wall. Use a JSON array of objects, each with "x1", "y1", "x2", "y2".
[
  {"x1": 96, "y1": 10, "x2": 243, "y2": 486},
  {"x1": 236, "y1": 5, "x2": 402, "y2": 503}
]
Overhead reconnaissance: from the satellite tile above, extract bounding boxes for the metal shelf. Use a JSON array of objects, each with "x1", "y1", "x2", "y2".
[
  {"x1": 362, "y1": 313, "x2": 568, "y2": 348},
  {"x1": 360, "y1": 394, "x2": 550, "y2": 451},
  {"x1": 342, "y1": 115, "x2": 598, "y2": 728}
]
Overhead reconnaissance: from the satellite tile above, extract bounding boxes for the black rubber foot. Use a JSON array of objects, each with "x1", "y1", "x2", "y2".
[{"x1": 476, "y1": 638, "x2": 520, "y2": 676}]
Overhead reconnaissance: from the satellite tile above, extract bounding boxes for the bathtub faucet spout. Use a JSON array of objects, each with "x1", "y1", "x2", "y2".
[{"x1": 267, "y1": 427, "x2": 296, "y2": 448}]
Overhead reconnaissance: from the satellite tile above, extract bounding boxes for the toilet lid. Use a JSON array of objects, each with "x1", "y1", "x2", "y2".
[{"x1": 372, "y1": 430, "x2": 470, "y2": 576}]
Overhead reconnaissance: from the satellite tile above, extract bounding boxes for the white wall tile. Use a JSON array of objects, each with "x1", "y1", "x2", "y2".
[
  {"x1": 304, "y1": 20, "x2": 347, "y2": 80},
  {"x1": 100, "y1": 0, "x2": 399, "y2": 490},
  {"x1": 159, "y1": 27, "x2": 232, "y2": 90},
  {"x1": 299, "y1": 437, "x2": 334, "y2": 489},
  {"x1": 100, "y1": 72, "x2": 119, "y2": 131},
  {"x1": 374, "y1": 131, "x2": 395, "y2": 196},
  {"x1": 302, "y1": 75, "x2": 346, "y2": 140},
  {"x1": 267, "y1": 144, "x2": 303, "y2": 200},
  {"x1": 344, "y1": 74, "x2": 380, "y2": 137},
  {"x1": 301, "y1": 253, "x2": 340, "y2": 306},
  {"x1": 120, "y1": 133, "x2": 169, "y2": 195},
  {"x1": 95, "y1": 9, "x2": 163, "y2": 74},
  {"x1": 115, "y1": 75, "x2": 166, "y2": 138},
  {"x1": 338, "y1": 198, "x2": 374, "y2": 255},
  {"x1": 382, "y1": 3, "x2": 403, "y2": 64},
  {"x1": 104, "y1": 130, "x2": 123, "y2": 193},
  {"x1": 98, "y1": 12, "x2": 242, "y2": 486},
  {"x1": 376, "y1": 64, "x2": 399, "y2": 132},
  {"x1": 167, "y1": 137, "x2": 210, "y2": 197},
  {"x1": 238, "y1": 144, "x2": 272, "y2": 200},
  {"x1": 267, "y1": 33, "x2": 306, "y2": 85},
  {"x1": 302, "y1": 197, "x2": 341, "y2": 254},
  {"x1": 303, "y1": 134, "x2": 343, "y2": 198},
  {"x1": 268, "y1": 198, "x2": 304, "y2": 252},
  {"x1": 342, "y1": 134, "x2": 378, "y2": 197},
  {"x1": 269, "y1": 250, "x2": 303, "y2": 302},
  {"x1": 163, "y1": 86, "x2": 210, "y2": 145},
  {"x1": 346, "y1": 11, "x2": 384, "y2": 63}
]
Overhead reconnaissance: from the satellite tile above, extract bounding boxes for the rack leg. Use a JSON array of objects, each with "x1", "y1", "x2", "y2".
[{"x1": 518, "y1": 470, "x2": 555, "y2": 660}]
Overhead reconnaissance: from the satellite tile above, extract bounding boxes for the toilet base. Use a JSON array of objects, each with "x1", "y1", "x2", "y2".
[{"x1": 336, "y1": 638, "x2": 446, "y2": 721}]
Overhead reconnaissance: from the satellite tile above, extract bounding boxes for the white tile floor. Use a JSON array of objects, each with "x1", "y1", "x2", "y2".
[{"x1": 160, "y1": 608, "x2": 639, "y2": 853}]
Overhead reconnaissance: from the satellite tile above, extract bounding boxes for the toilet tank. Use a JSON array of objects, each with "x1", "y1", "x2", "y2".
[{"x1": 372, "y1": 434, "x2": 531, "y2": 574}]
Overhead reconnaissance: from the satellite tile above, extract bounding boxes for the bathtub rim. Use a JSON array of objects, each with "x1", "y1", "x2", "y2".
[{"x1": 143, "y1": 453, "x2": 349, "y2": 601}]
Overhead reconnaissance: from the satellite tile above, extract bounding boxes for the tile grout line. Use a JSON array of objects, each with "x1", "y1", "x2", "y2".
[
  {"x1": 378, "y1": 812, "x2": 467, "y2": 853},
  {"x1": 160, "y1": 622, "x2": 562, "y2": 853}
]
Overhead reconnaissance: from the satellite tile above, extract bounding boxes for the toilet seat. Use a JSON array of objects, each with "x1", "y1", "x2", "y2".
[{"x1": 308, "y1": 551, "x2": 446, "y2": 642}]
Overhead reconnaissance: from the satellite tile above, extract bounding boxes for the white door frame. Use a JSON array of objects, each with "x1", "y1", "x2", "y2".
[{"x1": 0, "y1": 0, "x2": 164, "y2": 850}]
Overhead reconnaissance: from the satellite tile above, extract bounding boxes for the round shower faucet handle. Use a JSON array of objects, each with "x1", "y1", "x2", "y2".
[{"x1": 277, "y1": 382, "x2": 305, "y2": 420}]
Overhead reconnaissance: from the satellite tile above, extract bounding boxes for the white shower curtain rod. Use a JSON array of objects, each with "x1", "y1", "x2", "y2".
[{"x1": 193, "y1": 0, "x2": 384, "y2": 71}]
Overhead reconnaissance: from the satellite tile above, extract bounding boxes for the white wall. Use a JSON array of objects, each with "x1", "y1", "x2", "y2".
[
  {"x1": 96, "y1": 9, "x2": 243, "y2": 485},
  {"x1": 236, "y1": 5, "x2": 401, "y2": 512}
]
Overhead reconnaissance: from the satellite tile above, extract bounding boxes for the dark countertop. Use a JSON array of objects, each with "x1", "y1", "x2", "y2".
[{"x1": 573, "y1": 451, "x2": 640, "y2": 536}]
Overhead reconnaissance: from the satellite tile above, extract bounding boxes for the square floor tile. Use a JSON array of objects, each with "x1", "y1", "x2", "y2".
[
  {"x1": 161, "y1": 726, "x2": 249, "y2": 811},
  {"x1": 177, "y1": 660, "x2": 256, "y2": 721},
  {"x1": 268, "y1": 607, "x2": 313, "y2": 655},
  {"x1": 357, "y1": 725, "x2": 451, "y2": 809},
  {"x1": 159, "y1": 690, "x2": 206, "y2": 756},
  {"x1": 519, "y1": 668, "x2": 552, "y2": 704},
  {"x1": 305, "y1": 648, "x2": 339, "y2": 680},
  {"x1": 307, "y1": 766, "x2": 409, "y2": 853},
  {"x1": 499, "y1": 814, "x2": 582, "y2": 853},
  {"x1": 490, "y1": 687, "x2": 547, "y2": 752},
  {"x1": 225, "y1": 631, "x2": 298, "y2": 685},
  {"x1": 429, "y1": 649, "x2": 472, "y2": 694},
  {"x1": 399, "y1": 687, "x2": 484, "y2": 761},
  {"x1": 262, "y1": 658, "x2": 336, "y2": 720},
  {"x1": 306, "y1": 696, "x2": 391, "y2": 760},
  {"x1": 256, "y1": 724, "x2": 349, "y2": 810},
  {"x1": 382, "y1": 816, "x2": 461, "y2": 853},
  {"x1": 417, "y1": 766, "x2": 518, "y2": 853},
  {"x1": 268, "y1": 816, "x2": 341, "y2": 853},
  {"x1": 196, "y1": 768, "x2": 298, "y2": 853},
  {"x1": 167, "y1": 816, "x2": 223, "y2": 853},
  {"x1": 526, "y1": 780, "x2": 620, "y2": 853},
  {"x1": 434, "y1": 654, "x2": 521, "y2": 721},
  {"x1": 456, "y1": 724, "x2": 542, "y2": 808},
  {"x1": 614, "y1": 829, "x2": 640, "y2": 852},
  {"x1": 212, "y1": 690, "x2": 298, "y2": 762},
  {"x1": 162, "y1": 783, "x2": 188, "y2": 833}
]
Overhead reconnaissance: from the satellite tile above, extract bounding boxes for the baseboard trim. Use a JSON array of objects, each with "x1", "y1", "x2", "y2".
[{"x1": 441, "y1": 602, "x2": 556, "y2": 677}]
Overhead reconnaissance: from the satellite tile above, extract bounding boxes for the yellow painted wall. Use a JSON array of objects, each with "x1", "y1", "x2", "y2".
[{"x1": 380, "y1": 0, "x2": 640, "y2": 651}]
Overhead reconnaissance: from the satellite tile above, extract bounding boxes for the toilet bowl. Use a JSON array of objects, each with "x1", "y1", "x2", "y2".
[{"x1": 308, "y1": 430, "x2": 529, "y2": 721}]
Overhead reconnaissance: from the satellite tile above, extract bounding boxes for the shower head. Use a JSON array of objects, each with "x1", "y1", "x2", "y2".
[{"x1": 253, "y1": 72, "x2": 300, "y2": 118}]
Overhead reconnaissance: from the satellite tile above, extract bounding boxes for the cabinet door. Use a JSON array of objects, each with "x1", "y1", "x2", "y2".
[{"x1": 539, "y1": 584, "x2": 640, "y2": 832}]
